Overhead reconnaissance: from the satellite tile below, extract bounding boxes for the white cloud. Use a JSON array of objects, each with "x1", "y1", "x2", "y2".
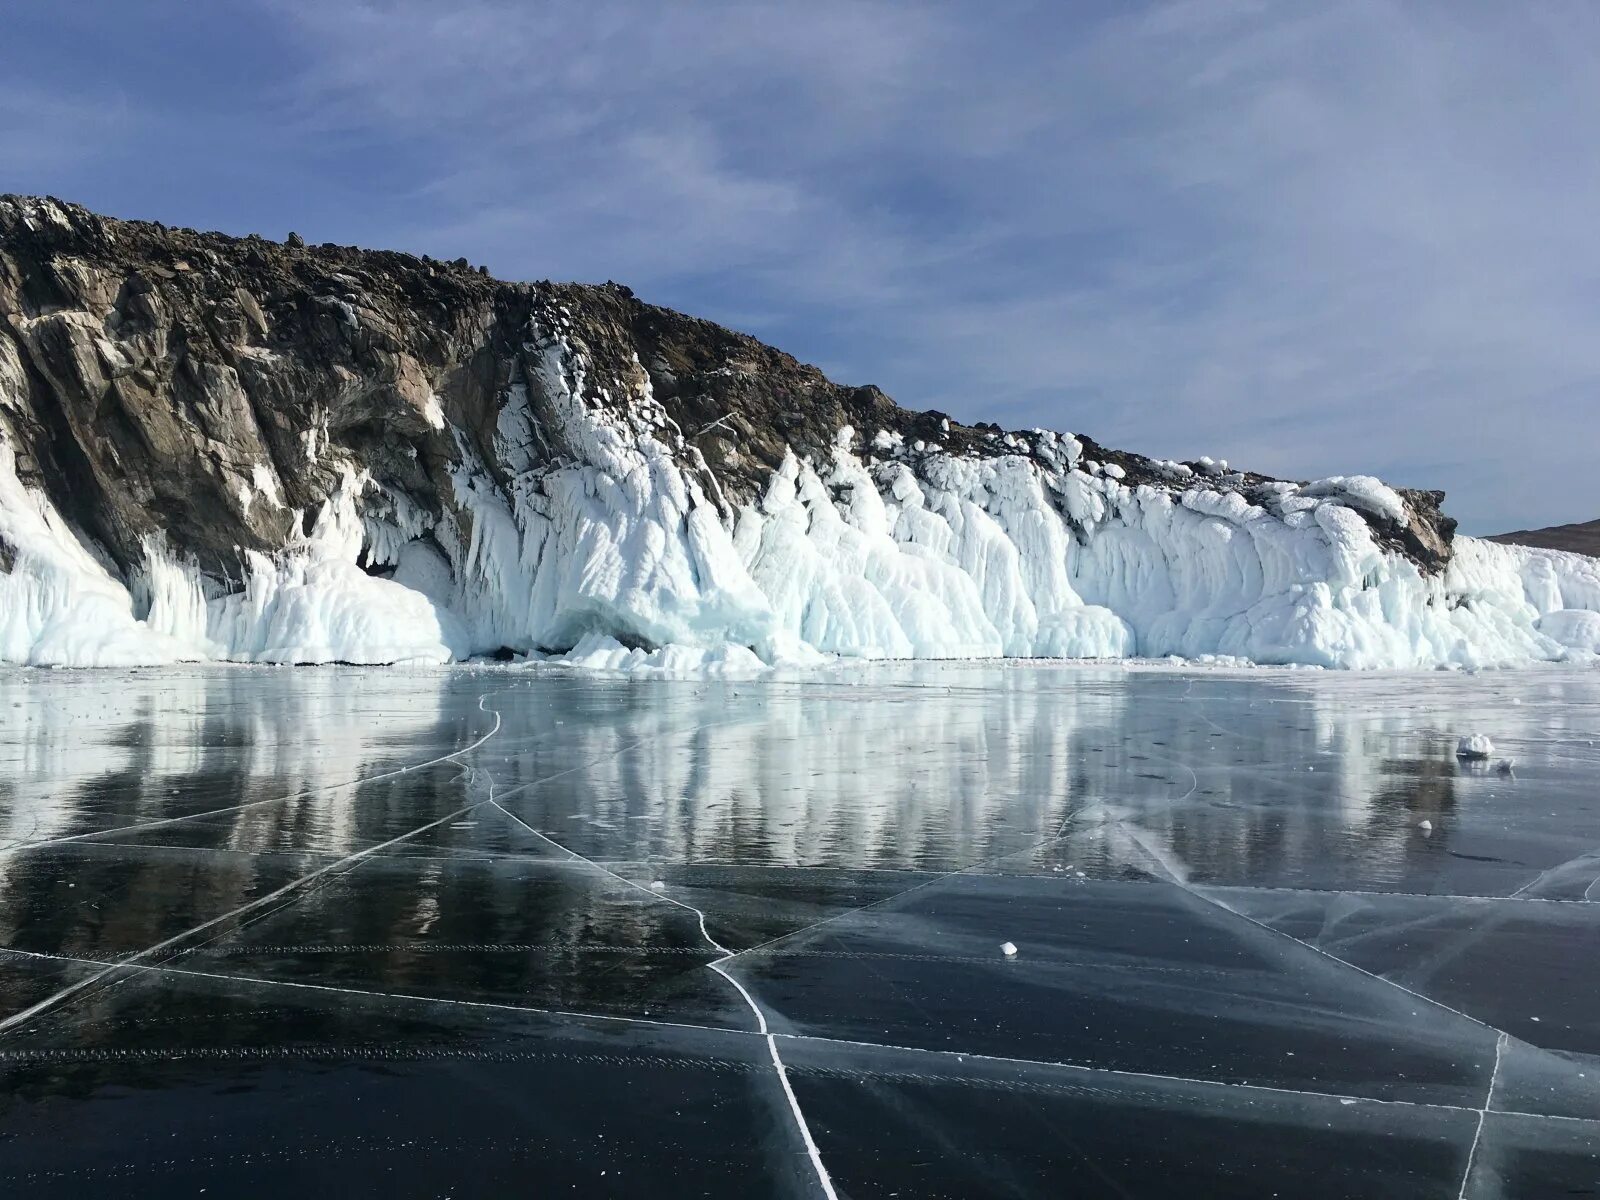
[{"x1": 7, "y1": 0, "x2": 1598, "y2": 532}]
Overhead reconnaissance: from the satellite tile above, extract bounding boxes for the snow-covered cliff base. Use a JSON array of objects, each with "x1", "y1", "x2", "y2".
[
  {"x1": 4, "y1": 413, "x2": 1596, "y2": 673},
  {"x1": 2, "y1": 195, "x2": 1596, "y2": 673}
]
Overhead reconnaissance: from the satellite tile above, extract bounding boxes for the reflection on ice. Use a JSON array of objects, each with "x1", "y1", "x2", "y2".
[
  {"x1": 2, "y1": 663, "x2": 1598, "y2": 894},
  {"x1": 0, "y1": 667, "x2": 465, "y2": 849},
  {"x1": 0, "y1": 661, "x2": 1598, "y2": 1198}
]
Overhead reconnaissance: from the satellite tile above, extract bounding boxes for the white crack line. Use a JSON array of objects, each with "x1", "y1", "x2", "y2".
[
  {"x1": 1115, "y1": 821, "x2": 1511, "y2": 1038},
  {"x1": 1458, "y1": 1031, "x2": 1508, "y2": 1200},
  {"x1": 0, "y1": 694, "x2": 505, "y2": 1038},
  {"x1": 1509, "y1": 847, "x2": 1600, "y2": 899},
  {"x1": 9, "y1": 944, "x2": 1597, "y2": 1129},
  {"x1": 0, "y1": 943, "x2": 743, "y2": 1042},
  {"x1": 0, "y1": 689, "x2": 515, "y2": 856},
  {"x1": 488, "y1": 797, "x2": 839, "y2": 1200},
  {"x1": 1209, "y1": 882, "x2": 1592, "y2": 907},
  {"x1": 0, "y1": 783, "x2": 489, "y2": 1038},
  {"x1": 714, "y1": 763, "x2": 1191, "y2": 968},
  {"x1": 675, "y1": 869, "x2": 1594, "y2": 907},
  {"x1": 1, "y1": 697, "x2": 730, "y2": 1041}
]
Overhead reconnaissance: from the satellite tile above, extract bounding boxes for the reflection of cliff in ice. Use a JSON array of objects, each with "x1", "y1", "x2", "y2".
[
  {"x1": 4, "y1": 664, "x2": 1595, "y2": 897},
  {"x1": 497, "y1": 665, "x2": 1598, "y2": 887},
  {"x1": 0, "y1": 667, "x2": 457, "y2": 850},
  {"x1": 478, "y1": 668, "x2": 1120, "y2": 871},
  {"x1": 1065, "y1": 669, "x2": 1596, "y2": 890}
]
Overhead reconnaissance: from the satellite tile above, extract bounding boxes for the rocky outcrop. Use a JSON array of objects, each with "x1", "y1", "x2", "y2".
[
  {"x1": 0, "y1": 196, "x2": 1449, "y2": 573},
  {"x1": 4, "y1": 195, "x2": 1592, "y2": 671}
]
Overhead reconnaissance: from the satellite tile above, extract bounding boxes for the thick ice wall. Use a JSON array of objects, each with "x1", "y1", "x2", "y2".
[
  {"x1": 1, "y1": 186, "x2": 1597, "y2": 672},
  {"x1": 441, "y1": 322, "x2": 773, "y2": 654},
  {"x1": 1059, "y1": 469, "x2": 1579, "y2": 668},
  {"x1": 199, "y1": 471, "x2": 465, "y2": 665},
  {"x1": 0, "y1": 443, "x2": 462, "y2": 666},
  {"x1": 0, "y1": 443, "x2": 188, "y2": 666},
  {"x1": 5, "y1": 396, "x2": 1600, "y2": 670},
  {"x1": 771, "y1": 432, "x2": 1598, "y2": 670}
]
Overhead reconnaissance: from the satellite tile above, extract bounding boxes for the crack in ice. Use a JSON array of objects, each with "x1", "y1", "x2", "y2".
[
  {"x1": 0, "y1": 693, "x2": 505, "y2": 1038},
  {"x1": 0, "y1": 790, "x2": 492, "y2": 1037},
  {"x1": 9, "y1": 943, "x2": 1594, "y2": 1130},
  {"x1": 1114, "y1": 821, "x2": 1515, "y2": 1039},
  {"x1": 0, "y1": 689, "x2": 516, "y2": 857},
  {"x1": 1457, "y1": 1032, "x2": 1508, "y2": 1200},
  {"x1": 1212, "y1": 882, "x2": 1594, "y2": 906},
  {"x1": 487, "y1": 797, "x2": 839, "y2": 1199},
  {"x1": 0, "y1": 944, "x2": 737, "y2": 1041},
  {"x1": 1509, "y1": 846, "x2": 1600, "y2": 899}
]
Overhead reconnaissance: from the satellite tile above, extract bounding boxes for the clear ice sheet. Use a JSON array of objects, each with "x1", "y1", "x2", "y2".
[{"x1": 0, "y1": 661, "x2": 1597, "y2": 1196}]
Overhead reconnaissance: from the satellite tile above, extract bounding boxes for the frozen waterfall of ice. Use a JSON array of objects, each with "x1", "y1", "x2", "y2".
[{"x1": 3, "y1": 322, "x2": 1599, "y2": 672}]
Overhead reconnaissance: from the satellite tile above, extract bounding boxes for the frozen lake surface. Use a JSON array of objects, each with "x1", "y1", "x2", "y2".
[{"x1": 0, "y1": 662, "x2": 1597, "y2": 1197}]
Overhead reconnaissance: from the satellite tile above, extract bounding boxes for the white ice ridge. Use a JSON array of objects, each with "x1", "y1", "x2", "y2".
[
  {"x1": 0, "y1": 444, "x2": 462, "y2": 668},
  {"x1": 3, "y1": 318, "x2": 1600, "y2": 669}
]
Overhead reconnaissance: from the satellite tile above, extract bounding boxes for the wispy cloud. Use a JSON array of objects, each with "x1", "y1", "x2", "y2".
[
  {"x1": 0, "y1": 84, "x2": 137, "y2": 175},
  {"x1": 2, "y1": 0, "x2": 1596, "y2": 531}
]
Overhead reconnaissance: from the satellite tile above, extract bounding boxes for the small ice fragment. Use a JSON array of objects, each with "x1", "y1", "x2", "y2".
[
  {"x1": 1495, "y1": 758, "x2": 1516, "y2": 775},
  {"x1": 650, "y1": 880, "x2": 666, "y2": 891},
  {"x1": 1456, "y1": 735, "x2": 1494, "y2": 760},
  {"x1": 1339, "y1": 1098, "x2": 1356, "y2": 1106},
  {"x1": 1000, "y1": 941, "x2": 1018, "y2": 957},
  {"x1": 1418, "y1": 819, "x2": 1432, "y2": 832}
]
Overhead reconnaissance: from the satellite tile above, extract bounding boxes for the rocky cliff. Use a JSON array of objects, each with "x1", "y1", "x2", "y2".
[{"x1": 2, "y1": 195, "x2": 1595, "y2": 669}]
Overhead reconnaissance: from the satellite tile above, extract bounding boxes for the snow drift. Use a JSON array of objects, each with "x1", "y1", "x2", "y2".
[{"x1": 1, "y1": 195, "x2": 1596, "y2": 671}]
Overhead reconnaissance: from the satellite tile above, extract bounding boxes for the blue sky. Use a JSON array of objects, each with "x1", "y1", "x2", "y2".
[{"x1": 4, "y1": 1, "x2": 1597, "y2": 533}]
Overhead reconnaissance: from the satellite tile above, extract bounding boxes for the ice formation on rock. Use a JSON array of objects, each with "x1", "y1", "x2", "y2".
[
  {"x1": 4, "y1": 357, "x2": 1598, "y2": 672},
  {"x1": 2, "y1": 194, "x2": 1597, "y2": 672}
]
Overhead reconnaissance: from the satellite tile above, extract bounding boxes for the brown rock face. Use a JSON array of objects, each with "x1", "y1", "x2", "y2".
[
  {"x1": 0, "y1": 196, "x2": 511, "y2": 575},
  {"x1": 0, "y1": 194, "x2": 1458, "y2": 591}
]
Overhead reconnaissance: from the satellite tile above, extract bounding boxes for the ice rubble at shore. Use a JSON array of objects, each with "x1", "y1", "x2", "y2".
[{"x1": 3, "y1": 353, "x2": 1599, "y2": 673}]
